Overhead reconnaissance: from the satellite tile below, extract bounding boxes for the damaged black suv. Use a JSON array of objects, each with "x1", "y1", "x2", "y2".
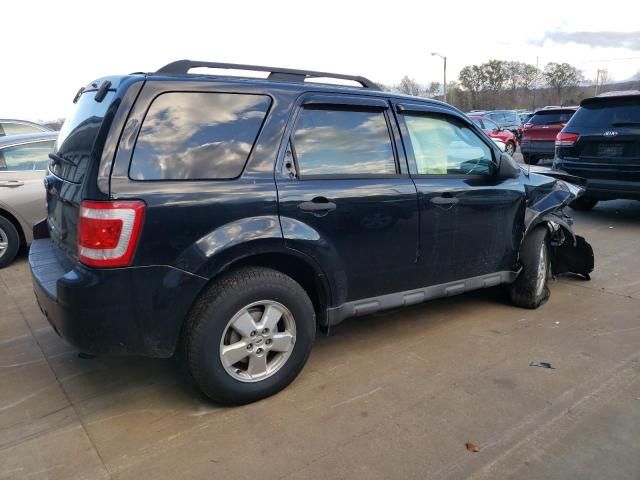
[{"x1": 29, "y1": 60, "x2": 594, "y2": 405}]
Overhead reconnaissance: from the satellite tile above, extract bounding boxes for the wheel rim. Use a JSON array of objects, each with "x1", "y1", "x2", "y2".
[
  {"x1": 219, "y1": 300, "x2": 296, "y2": 383},
  {"x1": 0, "y1": 227, "x2": 8, "y2": 259},
  {"x1": 506, "y1": 143, "x2": 515, "y2": 155},
  {"x1": 535, "y1": 243, "x2": 547, "y2": 297}
]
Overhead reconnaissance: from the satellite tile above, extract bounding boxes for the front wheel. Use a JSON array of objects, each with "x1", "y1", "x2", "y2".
[
  {"x1": 505, "y1": 141, "x2": 516, "y2": 156},
  {"x1": 510, "y1": 227, "x2": 550, "y2": 309},
  {"x1": 182, "y1": 267, "x2": 315, "y2": 405}
]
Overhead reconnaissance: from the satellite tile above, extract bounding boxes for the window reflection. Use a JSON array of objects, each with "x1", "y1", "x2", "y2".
[
  {"x1": 0, "y1": 141, "x2": 54, "y2": 171},
  {"x1": 404, "y1": 115, "x2": 493, "y2": 175},
  {"x1": 292, "y1": 108, "x2": 396, "y2": 176},
  {"x1": 130, "y1": 92, "x2": 271, "y2": 180}
]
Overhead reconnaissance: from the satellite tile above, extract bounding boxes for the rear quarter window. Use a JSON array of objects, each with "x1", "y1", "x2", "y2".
[{"x1": 129, "y1": 92, "x2": 271, "y2": 181}]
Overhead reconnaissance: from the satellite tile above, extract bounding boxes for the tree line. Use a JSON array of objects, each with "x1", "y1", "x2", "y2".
[{"x1": 381, "y1": 60, "x2": 615, "y2": 112}]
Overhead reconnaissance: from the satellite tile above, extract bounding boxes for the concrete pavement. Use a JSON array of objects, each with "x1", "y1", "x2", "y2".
[{"x1": 1, "y1": 200, "x2": 639, "y2": 479}]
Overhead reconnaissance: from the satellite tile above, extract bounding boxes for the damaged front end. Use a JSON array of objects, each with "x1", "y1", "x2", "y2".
[{"x1": 522, "y1": 166, "x2": 594, "y2": 280}]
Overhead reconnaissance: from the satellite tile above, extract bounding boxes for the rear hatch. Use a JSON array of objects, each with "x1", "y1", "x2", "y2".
[
  {"x1": 557, "y1": 96, "x2": 640, "y2": 181},
  {"x1": 46, "y1": 79, "x2": 121, "y2": 258},
  {"x1": 522, "y1": 109, "x2": 576, "y2": 145}
]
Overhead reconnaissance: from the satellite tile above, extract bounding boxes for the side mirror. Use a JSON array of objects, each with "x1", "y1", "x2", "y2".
[
  {"x1": 497, "y1": 152, "x2": 520, "y2": 179},
  {"x1": 498, "y1": 126, "x2": 504, "y2": 131}
]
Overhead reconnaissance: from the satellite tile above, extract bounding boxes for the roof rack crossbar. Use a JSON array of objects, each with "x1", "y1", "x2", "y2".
[{"x1": 155, "y1": 60, "x2": 379, "y2": 90}]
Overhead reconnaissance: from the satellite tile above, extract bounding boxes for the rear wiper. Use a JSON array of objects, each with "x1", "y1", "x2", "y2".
[
  {"x1": 49, "y1": 153, "x2": 77, "y2": 168},
  {"x1": 611, "y1": 121, "x2": 640, "y2": 127}
]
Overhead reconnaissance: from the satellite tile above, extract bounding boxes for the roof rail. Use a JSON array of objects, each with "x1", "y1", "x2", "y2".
[{"x1": 155, "y1": 60, "x2": 379, "y2": 90}]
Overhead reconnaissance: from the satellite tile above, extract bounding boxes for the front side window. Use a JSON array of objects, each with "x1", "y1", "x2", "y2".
[
  {"x1": 483, "y1": 118, "x2": 500, "y2": 131},
  {"x1": 404, "y1": 114, "x2": 494, "y2": 175},
  {"x1": 0, "y1": 141, "x2": 54, "y2": 171},
  {"x1": 0, "y1": 122, "x2": 46, "y2": 136},
  {"x1": 130, "y1": 92, "x2": 271, "y2": 180},
  {"x1": 291, "y1": 108, "x2": 396, "y2": 176}
]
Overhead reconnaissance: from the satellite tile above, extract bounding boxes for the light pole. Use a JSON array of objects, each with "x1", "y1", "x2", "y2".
[{"x1": 431, "y1": 52, "x2": 447, "y2": 103}]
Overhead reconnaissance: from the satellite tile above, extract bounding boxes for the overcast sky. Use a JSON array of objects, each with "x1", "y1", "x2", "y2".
[{"x1": 4, "y1": 0, "x2": 640, "y2": 121}]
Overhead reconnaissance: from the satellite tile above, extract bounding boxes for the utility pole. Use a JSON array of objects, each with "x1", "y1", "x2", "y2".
[{"x1": 431, "y1": 52, "x2": 447, "y2": 103}]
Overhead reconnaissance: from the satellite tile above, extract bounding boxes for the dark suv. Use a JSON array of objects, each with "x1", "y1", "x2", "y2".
[
  {"x1": 29, "y1": 60, "x2": 594, "y2": 405},
  {"x1": 554, "y1": 91, "x2": 640, "y2": 210}
]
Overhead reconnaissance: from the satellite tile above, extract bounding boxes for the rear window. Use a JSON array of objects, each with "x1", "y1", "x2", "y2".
[
  {"x1": 568, "y1": 97, "x2": 640, "y2": 128},
  {"x1": 529, "y1": 110, "x2": 575, "y2": 125},
  {"x1": 0, "y1": 140, "x2": 55, "y2": 171},
  {"x1": 52, "y1": 90, "x2": 117, "y2": 183},
  {"x1": 129, "y1": 92, "x2": 271, "y2": 180}
]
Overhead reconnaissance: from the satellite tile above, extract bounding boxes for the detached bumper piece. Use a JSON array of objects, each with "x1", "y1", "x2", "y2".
[{"x1": 544, "y1": 213, "x2": 594, "y2": 280}]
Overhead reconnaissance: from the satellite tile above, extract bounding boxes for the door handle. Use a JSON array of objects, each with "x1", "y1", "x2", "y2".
[
  {"x1": 298, "y1": 198, "x2": 337, "y2": 213},
  {"x1": 0, "y1": 180, "x2": 25, "y2": 188},
  {"x1": 430, "y1": 196, "x2": 459, "y2": 206}
]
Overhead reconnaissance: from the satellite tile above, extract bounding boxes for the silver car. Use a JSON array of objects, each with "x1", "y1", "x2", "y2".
[{"x1": 0, "y1": 132, "x2": 58, "y2": 267}]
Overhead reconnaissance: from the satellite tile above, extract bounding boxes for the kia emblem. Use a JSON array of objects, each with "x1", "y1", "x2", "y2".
[{"x1": 603, "y1": 131, "x2": 618, "y2": 137}]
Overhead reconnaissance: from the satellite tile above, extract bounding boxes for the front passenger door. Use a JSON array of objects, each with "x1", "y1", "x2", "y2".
[{"x1": 395, "y1": 105, "x2": 524, "y2": 286}]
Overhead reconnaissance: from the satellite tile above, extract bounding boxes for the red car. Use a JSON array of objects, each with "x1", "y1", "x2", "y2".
[
  {"x1": 469, "y1": 116, "x2": 517, "y2": 155},
  {"x1": 520, "y1": 107, "x2": 577, "y2": 164}
]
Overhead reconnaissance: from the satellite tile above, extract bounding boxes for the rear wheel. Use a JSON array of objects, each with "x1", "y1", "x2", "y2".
[
  {"x1": 570, "y1": 196, "x2": 598, "y2": 211},
  {"x1": 0, "y1": 216, "x2": 20, "y2": 268},
  {"x1": 182, "y1": 267, "x2": 315, "y2": 405},
  {"x1": 505, "y1": 141, "x2": 516, "y2": 156},
  {"x1": 522, "y1": 154, "x2": 539, "y2": 165},
  {"x1": 510, "y1": 227, "x2": 550, "y2": 309}
]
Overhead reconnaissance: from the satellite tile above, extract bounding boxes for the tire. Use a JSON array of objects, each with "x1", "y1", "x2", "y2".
[
  {"x1": 522, "y1": 154, "x2": 539, "y2": 165},
  {"x1": 0, "y1": 216, "x2": 20, "y2": 268},
  {"x1": 505, "y1": 141, "x2": 516, "y2": 156},
  {"x1": 509, "y1": 226, "x2": 550, "y2": 309},
  {"x1": 182, "y1": 267, "x2": 315, "y2": 405},
  {"x1": 570, "y1": 197, "x2": 598, "y2": 211}
]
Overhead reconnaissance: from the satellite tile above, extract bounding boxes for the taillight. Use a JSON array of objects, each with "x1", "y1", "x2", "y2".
[
  {"x1": 78, "y1": 200, "x2": 145, "y2": 267},
  {"x1": 555, "y1": 132, "x2": 580, "y2": 147}
]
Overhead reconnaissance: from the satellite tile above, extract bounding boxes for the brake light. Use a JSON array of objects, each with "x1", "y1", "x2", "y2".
[
  {"x1": 555, "y1": 132, "x2": 580, "y2": 147},
  {"x1": 78, "y1": 200, "x2": 145, "y2": 267}
]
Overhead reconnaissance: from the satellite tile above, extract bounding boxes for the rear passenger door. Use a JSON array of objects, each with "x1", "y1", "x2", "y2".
[
  {"x1": 394, "y1": 103, "x2": 524, "y2": 286},
  {"x1": 276, "y1": 95, "x2": 420, "y2": 305}
]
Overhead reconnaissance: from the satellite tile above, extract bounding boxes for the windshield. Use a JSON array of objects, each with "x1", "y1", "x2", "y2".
[
  {"x1": 529, "y1": 110, "x2": 575, "y2": 126},
  {"x1": 569, "y1": 98, "x2": 640, "y2": 128},
  {"x1": 52, "y1": 90, "x2": 116, "y2": 183}
]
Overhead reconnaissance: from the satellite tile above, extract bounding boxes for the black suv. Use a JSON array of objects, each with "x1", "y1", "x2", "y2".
[
  {"x1": 29, "y1": 60, "x2": 594, "y2": 405},
  {"x1": 554, "y1": 91, "x2": 640, "y2": 210}
]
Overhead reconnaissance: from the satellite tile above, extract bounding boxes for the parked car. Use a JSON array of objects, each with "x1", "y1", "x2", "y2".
[
  {"x1": 29, "y1": 60, "x2": 594, "y2": 405},
  {"x1": 0, "y1": 119, "x2": 51, "y2": 137},
  {"x1": 478, "y1": 110, "x2": 522, "y2": 140},
  {"x1": 554, "y1": 91, "x2": 640, "y2": 210},
  {"x1": 0, "y1": 132, "x2": 58, "y2": 267},
  {"x1": 520, "y1": 107, "x2": 577, "y2": 164},
  {"x1": 469, "y1": 116, "x2": 518, "y2": 155}
]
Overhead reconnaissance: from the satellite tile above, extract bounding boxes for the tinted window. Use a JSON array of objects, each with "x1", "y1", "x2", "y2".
[
  {"x1": 404, "y1": 114, "x2": 494, "y2": 175},
  {"x1": 0, "y1": 122, "x2": 45, "y2": 136},
  {"x1": 0, "y1": 141, "x2": 54, "y2": 171},
  {"x1": 568, "y1": 97, "x2": 640, "y2": 128},
  {"x1": 130, "y1": 92, "x2": 270, "y2": 180},
  {"x1": 292, "y1": 108, "x2": 396, "y2": 176},
  {"x1": 53, "y1": 90, "x2": 117, "y2": 183},
  {"x1": 529, "y1": 110, "x2": 575, "y2": 125}
]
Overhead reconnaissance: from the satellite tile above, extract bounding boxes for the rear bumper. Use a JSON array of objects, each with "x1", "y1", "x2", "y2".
[
  {"x1": 520, "y1": 140, "x2": 555, "y2": 157},
  {"x1": 29, "y1": 239, "x2": 207, "y2": 357},
  {"x1": 554, "y1": 160, "x2": 640, "y2": 200}
]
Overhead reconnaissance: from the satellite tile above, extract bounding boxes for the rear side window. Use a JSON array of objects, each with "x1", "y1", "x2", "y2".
[
  {"x1": 129, "y1": 92, "x2": 271, "y2": 180},
  {"x1": 529, "y1": 110, "x2": 575, "y2": 125},
  {"x1": 0, "y1": 141, "x2": 54, "y2": 171},
  {"x1": 568, "y1": 98, "x2": 640, "y2": 128},
  {"x1": 291, "y1": 108, "x2": 396, "y2": 176},
  {"x1": 404, "y1": 114, "x2": 493, "y2": 175}
]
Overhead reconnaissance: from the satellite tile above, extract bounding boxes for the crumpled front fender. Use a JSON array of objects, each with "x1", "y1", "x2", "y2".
[{"x1": 521, "y1": 168, "x2": 594, "y2": 279}]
